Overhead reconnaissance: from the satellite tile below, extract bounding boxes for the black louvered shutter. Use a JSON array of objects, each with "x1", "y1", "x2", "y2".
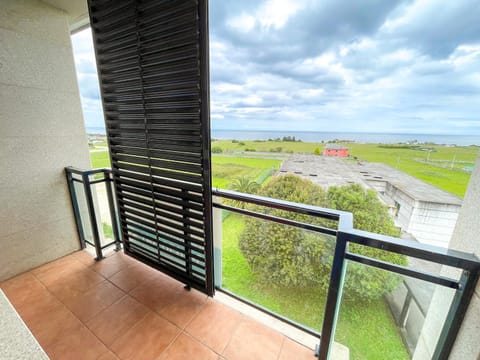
[{"x1": 87, "y1": 0, "x2": 214, "y2": 295}]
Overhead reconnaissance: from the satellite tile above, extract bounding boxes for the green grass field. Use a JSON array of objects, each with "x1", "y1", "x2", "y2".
[
  {"x1": 345, "y1": 143, "x2": 477, "y2": 198},
  {"x1": 211, "y1": 140, "x2": 478, "y2": 197},
  {"x1": 90, "y1": 151, "x2": 281, "y2": 189},
  {"x1": 221, "y1": 213, "x2": 409, "y2": 360}
]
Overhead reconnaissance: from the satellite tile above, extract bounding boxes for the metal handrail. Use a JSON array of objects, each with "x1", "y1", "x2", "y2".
[
  {"x1": 212, "y1": 187, "x2": 480, "y2": 360},
  {"x1": 66, "y1": 167, "x2": 480, "y2": 360},
  {"x1": 65, "y1": 166, "x2": 121, "y2": 260}
]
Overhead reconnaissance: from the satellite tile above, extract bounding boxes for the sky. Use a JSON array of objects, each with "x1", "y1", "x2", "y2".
[{"x1": 72, "y1": 0, "x2": 480, "y2": 134}]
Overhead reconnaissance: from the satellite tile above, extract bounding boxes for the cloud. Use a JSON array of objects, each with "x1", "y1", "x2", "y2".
[{"x1": 72, "y1": 1, "x2": 480, "y2": 134}]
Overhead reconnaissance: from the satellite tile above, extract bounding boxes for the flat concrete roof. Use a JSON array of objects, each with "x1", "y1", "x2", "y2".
[{"x1": 278, "y1": 154, "x2": 462, "y2": 205}]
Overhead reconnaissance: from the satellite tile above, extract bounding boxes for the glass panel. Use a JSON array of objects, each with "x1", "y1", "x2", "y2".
[
  {"x1": 219, "y1": 209, "x2": 336, "y2": 332},
  {"x1": 335, "y1": 259, "x2": 457, "y2": 359},
  {"x1": 72, "y1": 180, "x2": 94, "y2": 244},
  {"x1": 92, "y1": 181, "x2": 115, "y2": 248}
]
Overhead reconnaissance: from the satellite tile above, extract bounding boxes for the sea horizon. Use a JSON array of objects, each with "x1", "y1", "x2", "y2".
[{"x1": 86, "y1": 127, "x2": 480, "y2": 146}]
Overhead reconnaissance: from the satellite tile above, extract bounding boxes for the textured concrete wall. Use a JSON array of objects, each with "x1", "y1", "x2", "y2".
[
  {"x1": 0, "y1": 0, "x2": 91, "y2": 280},
  {"x1": 447, "y1": 154, "x2": 480, "y2": 360},
  {"x1": 413, "y1": 154, "x2": 480, "y2": 360},
  {"x1": 385, "y1": 182, "x2": 460, "y2": 247},
  {"x1": 409, "y1": 202, "x2": 460, "y2": 247}
]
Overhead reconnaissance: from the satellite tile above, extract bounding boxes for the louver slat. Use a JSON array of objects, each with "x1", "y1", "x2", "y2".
[{"x1": 88, "y1": 0, "x2": 213, "y2": 295}]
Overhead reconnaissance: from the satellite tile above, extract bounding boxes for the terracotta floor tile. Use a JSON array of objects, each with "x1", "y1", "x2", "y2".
[
  {"x1": 108, "y1": 265, "x2": 157, "y2": 293},
  {"x1": 43, "y1": 324, "x2": 109, "y2": 360},
  {"x1": 159, "y1": 288, "x2": 208, "y2": 329},
  {"x1": 26, "y1": 300, "x2": 84, "y2": 348},
  {"x1": 0, "y1": 272, "x2": 47, "y2": 308},
  {"x1": 45, "y1": 268, "x2": 106, "y2": 301},
  {"x1": 86, "y1": 295, "x2": 149, "y2": 346},
  {"x1": 111, "y1": 312, "x2": 179, "y2": 360},
  {"x1": 278, "y1": 338, "x2": 315, "y2": 360},
  {"x1": 32, "y1": 255, "x2": 86, "y2": 285},
  {"x1": 129, "y1": 278, "x2": 182, "y2": 314},
  {"x1": 69, "y1": 250, "x2": 97, "y2": 266},
  {"x1": 222, "y1": 318, "x2": 284, "y2": 360},
  {"x1": 90, "y1": 253, "x2": 134, "y2": 278},
  {"x1": 61, "y1": 280, "x2": 125, "y2": 323},
  {"x1": 98, "y1": 350, "x2": 120, "y2": 360},
  {"x1": 186, "y1": 299, "x2": 242, "y2": 354},
  {"x1": 158, "y1": 333, "x2": 217, "y2": 360}
]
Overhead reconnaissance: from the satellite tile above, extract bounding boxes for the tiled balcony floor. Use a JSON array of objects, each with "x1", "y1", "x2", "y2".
[{"x1": 0, "y1": 250, "x2": 317, "y2": 360}]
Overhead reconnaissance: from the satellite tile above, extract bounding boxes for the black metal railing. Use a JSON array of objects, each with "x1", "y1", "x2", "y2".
[
  {"x1": 211, "y1": 188, "x2": 480, "y2": 360},
  {"x1": 65, "y1": 167, "x2": 121, "y2": 260},
  {"x1": 65, "y1": 167, "x2": 480, "y2": 360}
]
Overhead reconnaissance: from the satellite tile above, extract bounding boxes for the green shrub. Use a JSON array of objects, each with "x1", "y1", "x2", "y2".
[
  {"x1": 212, "y1": 146, "x2": 223, "y2": 153},
  {"x1": 270, "y1": 147, "x2": 283, "y2": 152},
  {"x1": 314, "y1": 147, "x2": 321, "y2": 155},
  {"x1": 245, "y1": 148, "x2": 256, "y2": 152},
  {"x1": 239, "y1": 175, "x2": 405, "y2": 300}
]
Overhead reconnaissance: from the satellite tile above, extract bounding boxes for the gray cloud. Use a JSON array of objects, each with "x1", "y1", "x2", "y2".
[{"x1": 72, "y1": 1, "x2": 480, "y2": 134}]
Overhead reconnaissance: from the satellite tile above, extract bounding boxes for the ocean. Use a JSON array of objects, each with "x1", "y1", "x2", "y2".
[{"x1": 86, "y1": 127, "x2": 480, "y2": 146}]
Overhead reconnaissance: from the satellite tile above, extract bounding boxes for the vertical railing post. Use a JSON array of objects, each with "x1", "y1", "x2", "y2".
[
  {"x1": 212, "y1": 195, "x2": 223, "y2": 288},
  {"x1": 316, "y1": 232, "x2": 348, "y2": 360},
  {"x1": 399, "y1": 286, "x2": 413, "y2": 328},
  {"x1": 105, "y1": 170, "x2": 121, "y2": 251},
  {"x1": 432, "y1": 269, "x2": 480, "y2": 360},
  {"x1": 66, "y1": 169, "x2": 86, "y2": 249},
  {"x1": 82, "y1": 172, "x2": 104, "y2": 261}
]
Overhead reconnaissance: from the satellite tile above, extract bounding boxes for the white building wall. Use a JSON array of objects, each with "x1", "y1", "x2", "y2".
[
  {"x1": 408, "y1": 202, "x2": 460, "y2": 247},
  {"x1": 0, "y1": 0, "x2": 91, "y2": 280},
  {"x1": 384, "y1": 183, "x2": 415, "y2": 231},
  {"x1": 384, "y1": 182, "x2": 460, "y2": 247}
]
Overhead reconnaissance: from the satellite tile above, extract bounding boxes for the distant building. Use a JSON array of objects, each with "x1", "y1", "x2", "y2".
[
  {"x1": 279, "y1": 154, "x2": 462, "y2": 248},
  {"x1": 323, "y1": 144, "x2": 349, "y2": 157}
]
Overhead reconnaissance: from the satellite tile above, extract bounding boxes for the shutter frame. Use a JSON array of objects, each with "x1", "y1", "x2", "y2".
[{"x1": 88, "y1": 0, "x2": 214, "y2": 295}]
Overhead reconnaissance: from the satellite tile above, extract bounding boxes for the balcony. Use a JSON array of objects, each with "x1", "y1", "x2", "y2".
[
  {"x1": 2, "y1": 249, "x2": 333, "y2": 360},
  {"x1": 2, "y1": 2, "x2": 480, "y2": 359},
  {"x1": 5, "y1": 165, "x2": 477, "y2": 359}
]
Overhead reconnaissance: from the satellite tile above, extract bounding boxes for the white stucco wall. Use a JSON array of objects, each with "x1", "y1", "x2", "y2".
[
  {"x1": 385, "y1": 182, "x2": 460, "y2": 247},
  {"x1": 0, "y1": 0, "x2": 91, "y2": 280},
  {"x1": 408, "y1": 202, "x2": 460, "y2": 247}
]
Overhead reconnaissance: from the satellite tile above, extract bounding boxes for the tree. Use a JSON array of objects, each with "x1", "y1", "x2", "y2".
[
  {"x1": 229, "y1": 176, "x2": 260, "y2": 194},
  {"x1": 227, "y1": 177, "x2": 261, "y2": 209},
  {"x1": 239, "y1": 175, "x2": 406, "y2": 300}
]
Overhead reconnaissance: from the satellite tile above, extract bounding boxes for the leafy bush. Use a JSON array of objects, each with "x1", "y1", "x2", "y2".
[
  {"x1": 212, "y1": 146, "x2": 223, "y2": 153},
  {"x1": 314, "y1": 147, "x2": 321, "y2": 155},
  {"x1": 245, "y1": 148, "x2": 256, "y2": 152},
  {"x1": 239, "y1": 175, "x2": 406, "y2": 300},
  {"x1": 270, "y1": 147, "x2": 283, "y2": 152}
]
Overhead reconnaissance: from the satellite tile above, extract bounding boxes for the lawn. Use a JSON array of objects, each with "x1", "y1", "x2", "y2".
[
  {"x1": 90, "y1": 150, "x2": 282, "y2": 189},
  {"x1": 221, "y1": 213, "x2": 409, "y2": 360},
  {"x1": 90, "y1": 150, "x2": 111, "y2": 169},
  {"x1": 212, "y1": 155, "x2": 281, "y2": 188},
  {"x1": 211, "y1": 140, "x2": 478, "y2": 197},
  {"x1": 345, "y1": 143, "x2": 478, "y2": 198},
  {"x1": 212, "y1": 139, "x2": 323, "y2": 153}
]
